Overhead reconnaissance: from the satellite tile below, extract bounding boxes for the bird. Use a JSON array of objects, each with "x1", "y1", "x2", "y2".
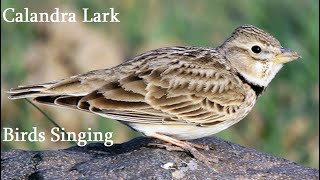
[{"x1": 8, "y1": 25, "x2": 301, "y2": 165}]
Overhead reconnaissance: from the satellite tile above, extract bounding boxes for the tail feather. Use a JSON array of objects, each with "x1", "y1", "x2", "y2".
[
  {"x1": 33, "y1": 95, "x2": 90, "y2": 112},
  {"x1": 9, "y1": 81, "x2": 56, "y2": 92},
  {"x1": 8, "y1": 83, "x2": 90, "y2": 112},
  {"x1": 10, "y1": 85, "x2": 47, "y2": 93},
  {"x1": 7, "y1": 83, "x2": 52, "y2": 100},
  {"x1": 7, "y1": 78, "x2": 87, "y2": 100},
  {"x1": 9, "y1": 91, "x2": 43, "y2": 99},
  {"x1": 34, "y1": 96, "x2": 60, "y2": 105},
  {"x1": 7, "y1": 74, "x2": 108, "y2": 114}
]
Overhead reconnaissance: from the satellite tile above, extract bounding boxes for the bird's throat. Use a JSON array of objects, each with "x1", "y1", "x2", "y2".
[{"x1": 237, "y1": 73, "x2": 266, "y2": 97}]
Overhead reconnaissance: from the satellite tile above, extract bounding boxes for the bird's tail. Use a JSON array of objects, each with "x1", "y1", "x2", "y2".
[
  {"x1": 7, "y1": 80, "x2": 89, "y2": 111},
  {"x1": 7, "y1": 81, "x2": 57, "y2": 100}
]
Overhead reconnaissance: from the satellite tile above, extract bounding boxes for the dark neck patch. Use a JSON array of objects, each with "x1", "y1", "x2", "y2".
[{"x1": 237, "y1": 73, "x2": 266, "y2": 97}]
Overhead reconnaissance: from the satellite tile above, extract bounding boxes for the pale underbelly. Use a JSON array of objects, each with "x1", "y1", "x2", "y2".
[{"x1": 128, "y1": 118, "x2": 242, "y2": 140}]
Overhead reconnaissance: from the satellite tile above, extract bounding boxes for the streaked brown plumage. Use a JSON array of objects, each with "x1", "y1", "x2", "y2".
[{"x1": 8, "y1": 25, "x2": 301, "y2": 165}]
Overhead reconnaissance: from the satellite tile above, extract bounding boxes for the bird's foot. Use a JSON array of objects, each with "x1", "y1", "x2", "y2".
[{"x1": 149, "y1": 133, "x2": 219, "y2": 167}]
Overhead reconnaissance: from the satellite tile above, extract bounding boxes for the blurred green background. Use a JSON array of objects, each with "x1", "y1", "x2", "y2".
[{"x1": 1, "y1": 0, "x2": 319, "y2": 168}]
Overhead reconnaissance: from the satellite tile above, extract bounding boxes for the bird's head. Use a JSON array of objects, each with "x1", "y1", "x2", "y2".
[{"x1": 219, "y1": 25, "x2": 301, "y2": 87}]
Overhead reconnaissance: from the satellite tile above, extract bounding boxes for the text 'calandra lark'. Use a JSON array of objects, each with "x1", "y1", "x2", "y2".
[{"x1": 8, "y1": 25, "x2": 301, "y2": 165}]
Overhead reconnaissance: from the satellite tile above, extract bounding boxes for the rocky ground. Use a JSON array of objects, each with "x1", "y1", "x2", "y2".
[{"x1": 1, "y1": 136, "x2": 319, "y2": 179}]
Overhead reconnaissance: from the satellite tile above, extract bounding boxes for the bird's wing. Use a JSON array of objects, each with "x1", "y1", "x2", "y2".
[
  {"x1": 79, "y1": 52, "x2": 249, "y2": 125},
  {"x1": 140, "y1": 58, "x2": 248, "y2": 126}
]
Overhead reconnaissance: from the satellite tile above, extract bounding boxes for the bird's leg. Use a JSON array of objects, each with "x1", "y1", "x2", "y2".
[{"x1": 149, "y1": 133, "x2": 218, "y2": 165}]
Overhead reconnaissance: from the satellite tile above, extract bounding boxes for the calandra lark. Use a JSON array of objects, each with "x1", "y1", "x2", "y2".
[{"x1": 8, "y1": 25, "x2": 301, "y2": 164}]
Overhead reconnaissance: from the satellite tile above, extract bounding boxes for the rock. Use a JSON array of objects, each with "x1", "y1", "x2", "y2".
[{"x1": 1, "y1": 137, "x2": 319, "y2": 179}]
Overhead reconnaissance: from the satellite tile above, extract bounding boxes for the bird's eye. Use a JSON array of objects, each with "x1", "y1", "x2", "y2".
[{"x1": 251, "y1": 45, "x2": 261, "y2": 53}]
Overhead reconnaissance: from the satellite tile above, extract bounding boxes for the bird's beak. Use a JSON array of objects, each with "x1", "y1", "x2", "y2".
[{"x1": 274, "y1": 48, "x2": 301, "y2": 64}]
